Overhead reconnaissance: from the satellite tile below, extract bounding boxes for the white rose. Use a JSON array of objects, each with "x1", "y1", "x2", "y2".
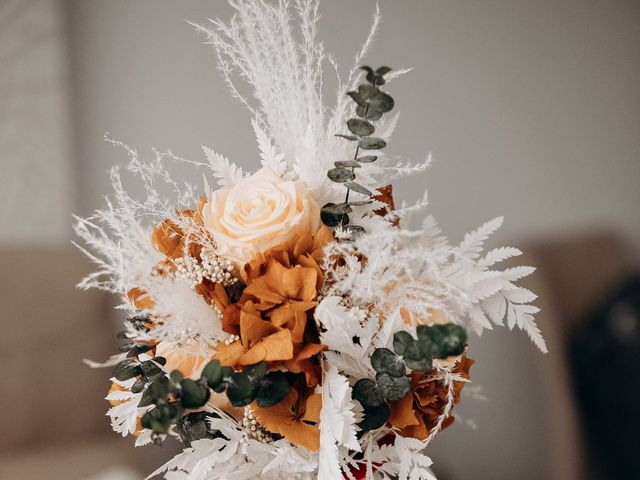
[{"x1": 202, "y1": 167, "x2": 320, "y2": 267}]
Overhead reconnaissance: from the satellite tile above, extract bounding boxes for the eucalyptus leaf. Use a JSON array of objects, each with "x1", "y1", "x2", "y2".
[
  {"x1": 376, "y1": 373, "x2": 411, "y2": 402},
  {"x1": 344, "y1": 224, "x2": 366, "y2": 240},
  {"x1": 345, "y1": 182, "x2": 373, "y2": 196},
  {"x1": 131, "y1": 377, "x2": 147, "y2": 394},
  {"x1": 327, "y1": 167, "x2": 356, "y2": 183},
  {"x1": 404, "y1": 355, "x2": 433, "y2": 373},
  {"x1": 417, "y1": 324, "x2": 467, "y2": 358},
  {"x1": 358, "y1": 137, "x2": 387, "y2": 150},
  {"x1": 347, "y1": 118, "x2": 375, "y2": 136},
  {"x1": 255, "y1": 371, "x2": 290, "y2": 407},
  {"x1": 347, "y1": 200, "x2": 373, "y2": 206},
  {"x1": 392, "y1": 331, "x2": 414, "y2": 356},
  {"x1": 335, "y1": 134, "x2": 358, "y2": 141},
  {"x1": 376, "y1": 66, "x2": 392, "y2": 76},
  {"x1": 180, "y1": 379, "x2": 210, "y2": 409},
  {"x1": 149, "y1": 377, "x2": 170, "y2": 402},
  {"x1": 358, "y1": 84, "x2": 379, "y2": 99},
  {"x1": 359, "y1": 65, "x2": 375, "y2": 83},
  {"x1": 177, "y1": 412, "x2": 210, "y2": 447},
  {"x1": 347, "y1": 91, "x2": 367, "y2": 107},
  {"x1": 243, "y1": 362, "x2": 267, "y2": 384},
  {"x1": 321, "y1": 203, "x2": 349, "y2": 227},
  {"x1": 371, "y1": 348, "x2": 405, "y2": 377},
  {"x1": 358, "y1": 403, "x2": 390, "y2": 432},
  {"x1": 334, "y1": 160, "x2": 361, "y2": 168},
  {"x1": 352, "y1": 378, "x2": 385, "y2": 407},
  {"x1": 356, "y1": 104, "x2": 383, "y2": 121},
  {"x1": 369, "y1": 92, "x2": 394, "y2": 113},
  {"x1": 357, "y1": 155, "x2": 378, "y2": 163},
  {"x1": 126, "y1": 343, "x2": 154, "y2": 358},
  {"x1": 226, "y1": 372, "x2": 255, "y2": 407},
  {"x1": 323, "y1": 202, "x2": 353, "y2": 215},
  {"x1": 114, "y1": 359, "x2": 141, "y2": 381}
]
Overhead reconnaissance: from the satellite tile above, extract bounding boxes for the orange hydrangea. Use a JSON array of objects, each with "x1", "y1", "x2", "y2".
[
  {"x1": 389, "y1": 355, "x2": 474, "y2": 439},
  {"x1": 213, "y1": 227, "x2": 333, "y2": 387}
]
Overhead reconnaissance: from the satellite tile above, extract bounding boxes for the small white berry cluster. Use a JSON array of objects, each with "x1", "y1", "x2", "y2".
[
  {"x1": 200, "y1": 246, "x2": 239, "y2": 286},
  {"x1": 241, "y1": 406, "x2": 273, "y2": 444},
  {"x1": 223, "y1": 334, "x2": 240, "y2": 345},
  {"x1": 174, "y1": 247, "x2": 238, "y2": 288}
]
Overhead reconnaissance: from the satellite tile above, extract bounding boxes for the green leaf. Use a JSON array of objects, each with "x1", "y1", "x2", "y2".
[
  {"x1": 404, "y1": 355, "x2": 433, "y2": 373},
  {"x1": 255, "y1": 371, "x2": 290, "y2": 407},
  {"x1": 392, "y1": 331, "x2": 414, "y2": 356},
  {"x1": 417, "y1": 324, "x2": 467, "y2": 358},
  {"x1": 359, "y1": 65, "x2": 375, "y2": 84},
  {"x1": 376, "y1": 66, "x2": 392, "y2": 76},
  {"x1": 358, "y1": 84, "x2": 379, "y2": 99},
  {"x1": 358, "y1": 137, "x2": 387, "y2": 150},
  {"x1": 225, "y1": 372, "x2": 255, "y2": 407},
  {"x1": 180, "y1": 379, "x2": 210, "y2": 409},
  {"x1": 152, "y1": 356, "x2": 167, "y2": 366},
  {"x1": 140, "y1": 360, "x2": 163, "y2": 379},
  {"x1": 201, "y1": 360, "x2": 223, "y2": 388},
  {"x1": 335, "y1": 134, "x2": 358, "y2": 141},
  {"x1": 177, "y1": 412, "x2": 210, "y2": 447},
  {"x1": 352, "y1": 378, "x2": 385, "y2": 407},
  {"x1": 243, "y1": 362, "x2": 268, "y2": 384},
  {"x1": 376, "y1": 373, "x2": 411, "y2": 402},
  {"x1": 358, "y1": 403, "x2": 390, "y2": 432},
  {"x1": 347, "y1": 118, "x2": 375, "y2": 137},
  {"x1": 347, "y1": 200, "x2": 373, "y2": 206},
  {"x1": 138, "y1": 388, "x2": 154, "y2": 407},
  {"x1": 323, "y1": 202, "x2": 353, "y2": 215},
  {"x1": 371, "y1": 75, "x2": 386, "y2": 86},
  {"x1": 131, "y1": 377, "x2": 147, "y2": 394},
  {"x1": 356, "y1": 104, "x2": 383, "y2": 121},
  {"x1": 369, "y1": 92, "x2": 394, "y2": 113},
  {"x1": 345, "y1": 182, "x2": 373, "y2": 196},
  {"x1": 149, "y1": 377, "x2": 170, "y2": 402},
  {"x1": 114, "y1": 359, "x2": 141, "y2": 381},
  {"x1": 347, "y1": 91, "x2": 367, "y2": 107},
  {"x1": 371, "y1": 348, "x2": 405, "y2": 377},
  {"x1": 334, "y1": 160, "x2": 361, "y2": 168},
  {"x1": 126, "y1": 343, "x2": 155, "y2": 358},
  {"x1": 327, "y1": 167, "x2": 356, "y2": 183},
  {"x1": 357, "y1": 155, "x2": 378, "y2": 163},
  {"x1": 170, "y1": 370, "x2": 184, "y2": 385},
  {"x1": 321, "y1": 203, "x2": 349, "y2": 227}
]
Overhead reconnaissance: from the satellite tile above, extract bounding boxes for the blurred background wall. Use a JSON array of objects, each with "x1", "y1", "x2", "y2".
[{"x1": 1, "y1": 1, "x2": 639, "y2": 479}]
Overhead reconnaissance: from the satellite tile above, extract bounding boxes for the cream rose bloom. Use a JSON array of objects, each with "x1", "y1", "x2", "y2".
[{"x1": 203, "y1": 166, "x2": 320, "y2": 267}]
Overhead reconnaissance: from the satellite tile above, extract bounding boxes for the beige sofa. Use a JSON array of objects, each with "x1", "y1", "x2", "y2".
[{"x1": 0, "y1": 247, "x2": 149, "y2": 479}]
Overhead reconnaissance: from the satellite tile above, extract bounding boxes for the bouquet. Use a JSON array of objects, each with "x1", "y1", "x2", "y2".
[{"x1": 76, "y1": 2, "x2": 546, "y2": 479}]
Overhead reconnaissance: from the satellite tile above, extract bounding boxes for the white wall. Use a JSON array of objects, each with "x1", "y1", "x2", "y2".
[
  {"x1": 67, "y1": 1, "x2": 640, "y2": 479},
  {"x1": 0, "y1": 0, "x2": 74, "y2": 244}
]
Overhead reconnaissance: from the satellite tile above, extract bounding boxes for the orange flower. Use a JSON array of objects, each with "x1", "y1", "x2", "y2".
[
  {"x1": 252, "y1": 389, "x2": 322, "y2": 452},
  {"x1": 151, "y1": 196, "x2": 207, "y2": 260},
  {"x1": 213, "y1": 227, "x2": 333, "y2": 386},
  {"x1": 389, "y1": 355, "x2": 474, "y2": 440}
]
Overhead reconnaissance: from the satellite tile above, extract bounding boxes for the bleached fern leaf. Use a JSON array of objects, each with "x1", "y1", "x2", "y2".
[
  {"x1": 202, "y1": 145, "x2": 244, "y2": 187},
  {"x1": 477, "y1": 246, "x2": 522, "y2": 269},
  {"x1": 252, "y1": 118, "x2": 287, "y2": 176},
  {"x1": 456, "y1": 216, "x2": 504, "y2": 260}
]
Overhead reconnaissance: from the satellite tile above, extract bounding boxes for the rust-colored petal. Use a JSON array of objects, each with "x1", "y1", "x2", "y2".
[
  {"x1": 239, "y1": 329, "x2": 294, "y2": 365},
  {"x1": 389, "y1": 392, "x2": 420, "y2": 429},
  {"x1": 213, "y1": 341, "x2": 246, "y2": 367},
  {"x1": 240, "y1": 310, "x2": 279, "y2": 348}
]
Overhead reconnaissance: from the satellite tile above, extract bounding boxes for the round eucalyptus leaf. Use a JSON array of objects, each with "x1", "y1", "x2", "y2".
[
  {"x1": 358, "y1": 137, "x2": 387, "y2": 150},
  {"x1": 371, "y1": 348, "x2": 405, "y2": 377},
  {"x1": 345, "y1": 182, "x2": 373, "y2": 196},
  {"x1": 131, "y1": 377, "x2": 147, "y2": 394},
  {"x1": 180, "y1": 379, "x2": 211, "y2": 409},
  {"x1": 170, "y1": 370, "x2": 184, "y2": 384},
  {"x1": 177, "y1": 412, "x2": 210, "y2": 447},
  {"x1": 358, "y1": 84, "x2": 379, "y2": 99},
  {"x1": 114, "y1": 359, "x2": 141, "y2": 381},
  {"x1": 376, "y1": 373, "x2": 411, "y2": 402},
  {"x1": 335, "y1": 134, "x2": 358, "y2": 141},
  {"x1": 334, "y1": 160, "x2": 361, "y2": 168},
  {"x1": 243, "y1": 361, "x2": 268, "y2": 384},
  {"x1": 328, "y1": 167, "x2": 356, "y2": 183},
  {"x1": 392, "y1": 331, "x2": 414, "y2": 356},
  {"x1": 369, "y1": 92, "x2": 394, "y2": 113},
  {"x1": 356, "y1": 104, "x2": 383, "y2": 121},
  {"x1": 321, "y1": 203, "x2": 349, "y2": 227},
  {"x1": 255, "y1": 371, "x2": 290, "y2": 407},
  {"x1": 357, "y1": 155, "x2": 378, "y2": 163},
  {"x1": 417, "y1": 323, "x2": 467, "y2": 358},
  {"x1": 358, "y1": 403, "x2": 390, "y2": 432},
  {"x1": 376, "y1": 66, "x2": 392, "y2": 76},
  {"x1": 126, "y1": 343, "x2": 154, "y2": 358},
  {"x1": 404, "y1": 355, "x2": 433, "y2": 373},
  {"x1": 226, "y1": 372, "x2": 255, "y2": 407},
  {"x1": 347, "y1": 118, "x2": 375, "y2": 136},
  {"x1": 352, "y1": 378, "x2": 385, "y2": 407},
  {"x1": 347, "y1": 91, "x2": 367, "y2": 107},
  {"x1": 149, "y1": 377, "x2": 170, "y2": 402}
]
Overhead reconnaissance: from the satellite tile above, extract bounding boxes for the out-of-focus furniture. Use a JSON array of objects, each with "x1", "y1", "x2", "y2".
[
  {"x1": 0, "y1": 247, "x2": 148, "y2": 479},
  {"x1": 521, "y1": 231, "x2": 638, "y2": 480}
]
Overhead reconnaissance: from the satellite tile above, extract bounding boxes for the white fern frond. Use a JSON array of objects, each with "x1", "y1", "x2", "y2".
[{"x1": 202, "y1": 145, "x2": 244, "y2": 187}]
